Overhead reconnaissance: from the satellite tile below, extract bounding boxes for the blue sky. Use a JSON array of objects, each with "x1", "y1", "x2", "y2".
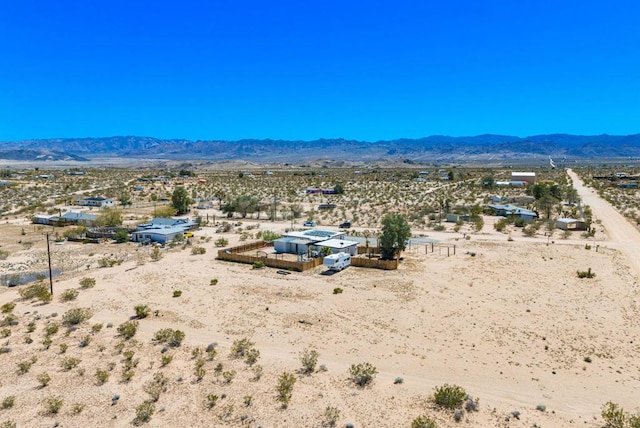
[{"x1": 1, "y1": 1, "x2": 639, "y2": 141}]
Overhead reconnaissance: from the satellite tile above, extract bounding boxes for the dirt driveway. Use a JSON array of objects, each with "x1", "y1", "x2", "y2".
[{"x1": 567, "y1": 168, "x2": 640, "y2": 280}]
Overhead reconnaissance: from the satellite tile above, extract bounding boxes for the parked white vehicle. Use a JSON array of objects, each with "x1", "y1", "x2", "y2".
[{"x1": 323, "y1": 252, "x2": 351, "y2": 271}]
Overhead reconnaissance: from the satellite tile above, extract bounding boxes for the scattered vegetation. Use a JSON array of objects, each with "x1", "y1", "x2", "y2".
[
  {"x1": 300, "y1": 348, "x2": 319, "y2": 374},
  {"x1": 276, "y1": 372, "x2": 296, "y2": 407},
  {"x1": 62, "y1": 307, "x2": 92, "y2": 326},
  {"x1": 152, "y1": 328, "x2": 185, "y2": 347},
  {"x1": 349, "y1": 362, "x2": 377, "y2": 387},
  {"x1": 434, "y1": 384, "x2": 467, "y2": 409}
]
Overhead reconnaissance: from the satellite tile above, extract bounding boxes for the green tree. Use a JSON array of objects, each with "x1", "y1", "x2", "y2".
[
  {"x1": 481, "y1": 175, "x2": 495, "y2": 188},
  {"x1": 172, "y1": 187, "x2": 191, "y2": 215},
  {"x1": 114, "y1": 229, "x2": 129, "y2": 243},
  {"x1": 118, "y1": 194, "x2": 132, "y2": 206},
  {"x1": 334, "y1": 183, "x2": 345, "y2": 194},
  {"x1": 234, "y1": 195, "x2": 259, "y2": 218},
  {"x1": 534, "y1": 194, "x2": 559, "y2": 219},
  {"x1": 95, "y1": 208, "x2": 122, "y2": 227},
  {"x1": 379, "y1": 214, "x2": 411, "y2": 260}
]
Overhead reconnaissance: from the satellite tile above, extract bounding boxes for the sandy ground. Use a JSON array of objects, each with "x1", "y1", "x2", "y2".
[{"x1": 1, "y1": 174, "x2": 640, "y2": 427}]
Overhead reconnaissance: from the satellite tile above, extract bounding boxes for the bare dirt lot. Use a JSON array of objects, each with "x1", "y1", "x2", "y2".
[{"x1": 0, "y1": 169, "x2": 639, "y2": 427}]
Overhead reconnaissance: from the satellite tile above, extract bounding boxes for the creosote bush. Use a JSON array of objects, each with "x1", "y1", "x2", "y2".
[
  {"x1": 411, "y1": 415, "x2": 438, "y2": 428},
  {"x1": 323, "y1": 406, "x2": 341, "y2": 427},
  {"x1": 349, "y1": 362, "x2": 377, "y2": 387},
  {"x1": 62, "y1": 307, "x2": 92, "y2": 326},
  {"x1": 2, "y1": 396, "x2": 15, "y2": 409},
  {"x1": 37, "y1": 372, "x2": 51, "y2": 387},
  {"x1": 60, "y1": 288, "x2": 79, "y2": 302},
  {"x1": 276, "y1": 372, "x2": 296, "y2": 407},
  {"x1": 230, "y1": 337, "x2": 254, "y2": 358},
  {"x1": 18, "y1": 283, "x2": 51, "y2": 303},
  {"x1": 152, "y1": 328, "x2": 185, "y2": 347},
  {"x1": 95, "y1": 369, "x2": 109, "y2": 385},
  {"x1": 134, "y1": 304, "x2": 150, "y2": 319},
  {"x1": 43, "y1": 396, "x2": 63, "y2": 415},
  {"x1": 133, "y1": 401, "x2": 155, "y2": 425},
  {"x1": 79, "y1": 277, "x2": 96, "y2": 289},
  {"x1": 300, "y1": 348, "x2": 319, "y2": 374},
  {"x1": 434, "y1": 384, "x2": 467, "y2": 409},
  {"x1": 117, "y1": 320, "x2": 139, "y2": 340},
  {"x1": 1, "y1": 302, "x2": 16, "y2": 314}
]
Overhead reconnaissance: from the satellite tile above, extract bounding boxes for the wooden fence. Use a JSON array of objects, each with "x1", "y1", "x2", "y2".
[
  {"x1": 351, "y1": 257, "x2": 398, "y2": 270},
  {"x1": 217, "y1": 241, "x2": 397, "y2": 271},
  {"x1": 216, "y1": 241, "x2": 324, "y2": 272}
]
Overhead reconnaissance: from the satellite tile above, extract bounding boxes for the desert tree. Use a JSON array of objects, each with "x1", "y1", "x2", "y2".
[
  {"x1": 379, "y1": 213, "x2": 411, "y2": 260},
  {"x1": 172, "y1": 186, "x2": 191, "y2": 214}
]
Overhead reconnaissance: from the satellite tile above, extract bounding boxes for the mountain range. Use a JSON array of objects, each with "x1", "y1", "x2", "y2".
[{"x1": 1, "y1": 134, "x2": 639, "y2": 164}]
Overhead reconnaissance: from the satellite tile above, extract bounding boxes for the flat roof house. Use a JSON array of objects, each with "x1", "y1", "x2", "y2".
[
  {"x1": 273, "y1": 229, "x2": 348, "y2": 255},
  {"x1": 487, "y1": 204, "x2": 538, "y2": 221},
  {"x1": 60, "y1": 211, "x2": 98, "y2": 225},
  {"x1": 131, "y1": 227, "x2": 185, "y2": 244},
  {"x1": 76, "y1": 197, "x2": 115, "y2": 208}
]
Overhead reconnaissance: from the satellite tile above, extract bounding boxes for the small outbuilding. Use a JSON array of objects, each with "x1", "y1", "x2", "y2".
[
  {"x1": 556, "y1": 218, "x2": 587, "y2": 231},
  {"x1": 131, "y1": 227, "x2": 185, "y2": 244}
]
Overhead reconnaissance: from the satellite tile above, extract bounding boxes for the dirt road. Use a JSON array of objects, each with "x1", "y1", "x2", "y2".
[{"x1": 567, "y1": 168, "x2": 640, "y2": 281}]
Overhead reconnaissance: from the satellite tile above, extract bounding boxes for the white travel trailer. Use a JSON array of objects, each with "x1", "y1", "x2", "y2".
[{"x1": 323, "y1": 252, "x2": 351, "y2": 272}]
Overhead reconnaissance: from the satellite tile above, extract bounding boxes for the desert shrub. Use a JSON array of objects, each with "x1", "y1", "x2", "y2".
[
  {"x1": 194, "y1": 359, "x2": 206, "y2": 381},
  {"x1": 91, "y1": 323, "x2": 103, "y2": 333},
  {"x1": 205, "y1": 343, "x2": 217, "y2": 360},
  {"x1": 245, "y1": 348, "x2": 260, "y2": 366},
  {"x1": 17, "y1": 358, "x2": 36, "y2": 375},
  {"x1": 230, "y1": 338, "x2": 255, "y2": 358},
  {"x1": 0, "y1": 328, "x2": 10, "y2": 338},
  {"x1": 79, "y1": 335, "x2": 91, "y2": 347},
  {"x1": 210, "y1": 278, "x2": 218, "y2": 285},
  {"x1": 434, "y1": 384, "x2": 466, "y2": 409},
  {"x1": 601, "y1": 402, "x2": 627, "y2": 428},
  {"x1": 300, "y1": 348, "x2": 319, "y2": 374},
  {"x1": 37, "y1": 372, "x2": 51, "y2": 387},
  {"x1": 205, "y1": 394, "x2": 218, "y2": 409},
  {"x1": 394, "y1": 376, "x2": 404, "y2": 384},
  {"x1": 62, "y1": 307, "x2": 92, "y2": 326},
  {"x1": 276, "y1": 372, "x2": 296, "y2": 407},
  {"x1": 43, "y1": 396, "x2": 63, "y2": 415},
  {"x1": 0, "y1": 314, "x2": 17, "y2": 327},
  {"x1": 152, "y1": 328, "x2": 185, "y2": 347},
  {"x1": 121, "y1": 369, "x2": 135, "y2": 382},
  {"x1": 95, "y1": 369, "x2": 109, "y2": 385},
  {"x1": 61, "y1": 357, "x2": 81, "y2": 371},
  {"x1": 1, "y1": 302, "x2": 15, "y2": 314},
  {"x1": 252, "y1": 365, "x2": 263, "y2": 381},
  {"x1": 134, "y1": 304, "x2": 150, "y2": 319},
  {"x1": 150, "y1": 247, "x2": 163, "y2": 261},
  {"x1": 323, "y1": 406, "x2": 340, "y2": 427},
  {"x1": 44, "y1": 323, "x2": 59, "y2": 336},
  {"x1": 222, "y1": 369, "x2": 236, "y2": 383},
  {"x1": 59, "y1": 343, "x2": 68, "y2": 353},
  {"x1": 252, "y1": 260, "x2": 265, "y2": 269},
  {"x1": 0, "y1": 421, "x2": 16, "y2": 428},
  {"x1": 333, "y1": 287, "x2": 343, "y2": 294},
  {"x1": 79, "y1": 277, "x2": 96, "y2": 289},
  {"x1": 133, "y1": 401, "x2": 155, "y2": 425},
  {"x1": 191, "y1": 246, "x2": 206, "y2": 255},
  {"x1": 18, "y1": 283, "x2": 51, "y2": 303},
  {"x1": 160, "y1": 354, "x2": 173, "y2": 367},
  {"x1": 60, "y1": 288, "x2": 79, "y2": 302},
  {"x1": 214, "y1": 237, "x2": 229, "y2": 247},
  {"x1": 0, "y1": 249, "x2": 8, "y2": 260},
  {"x1": 2, "y1": 396, "x2": 15, "y2": 409},
  {"x1": 144, "y1": 372, "x2": 168, "y2": 402},
  {"x1": 117, "y1": 320, "x2": 139, "y2": 340},
  {"x1": 411, "y1": 415, "x2": 438, "y2": 428},
  {"x1": 172, "y1": 290, "x2": 182, "y2": 297},
  {"x1": 577, "y1": 268, "x2": 596, "y2": 278},
  {"x1": 465, "y1": 395, "x2": 480, "y2": 412},
  {"x1": 349, "y1": 362, "x2": 377, "y2": 387},
  {"x1": 26, "y1": 321, "x2": 36, "y2": 333},
  {"x1": 71, "y1": 403, "x2": 84, "y2": 414}
]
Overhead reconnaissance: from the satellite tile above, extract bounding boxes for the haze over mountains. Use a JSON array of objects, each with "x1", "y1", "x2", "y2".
[{"x1": 1, "y1": 134, "x2": 639, "y2": 164}]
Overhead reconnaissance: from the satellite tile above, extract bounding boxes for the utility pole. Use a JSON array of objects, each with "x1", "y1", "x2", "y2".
[{"x1": 46, "y1": 233, "x2": 53, "y2": 296}]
